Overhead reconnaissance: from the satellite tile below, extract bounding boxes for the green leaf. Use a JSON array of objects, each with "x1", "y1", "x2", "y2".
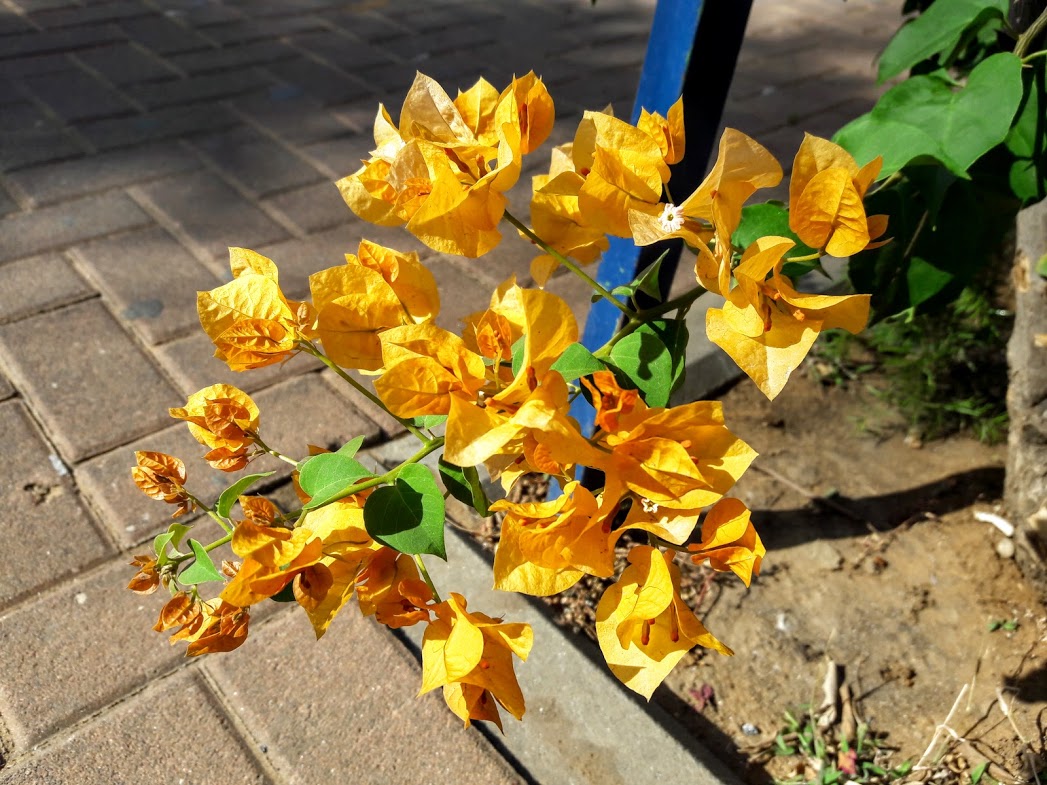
[
  {"x1": 608, "y1": 320, "x2": 687, "y2": 408},
  {"x1": 906, "y1": 256, "x2": 954, "y2": 307},
  {"x1": 836, "y1": 53, "x2": 1024, "y2": 179},
  {"x1": 153, "y1": 523, "x2": 192, "y2": 568},
  {"x1": 1004, "y1": 58, "x2": 1046, "y2": 203},
  {"x1": 970, "y1": 761, "x2": 989, "y2": 785},
  {"x1": 336, "y1": 435, "x2": 365, "y2": 457},
  {"x1": 270, "y1": 582, "x2": 297, "y2": 603},
  {"x1": 876, "y1": 0, "x2": 1007, "y2": 82},
  {"x1": 406, "y1": 414, "x2": 448, "y2": 429},
  {"x1": 298, "y1": 452, "x2": 375, "y2": 511},
  {"x1": 550, "y1": 342, "x2": 605, "y2": 383},
  {"x1": 438, "y1": 458, "x2": 490, "y2": 517},
  {"x1": 364, "y1": 463, "x2": 446, "y2": 558},
  {"x1": 215, "y1": 471, "x2": 276, "y2": 519},
  {"x1": 732, "y1": 201, "x2": 821, "y2": 278},
  {"x1": 511, "y1": 336, "x2": 525, "y2": 377},
  {"x1": 1036, "y1": 254, "x2": 1047, "y2": 279},
  {"x1": 178, "y1": 539, "x2": 223, "y2": 585}
]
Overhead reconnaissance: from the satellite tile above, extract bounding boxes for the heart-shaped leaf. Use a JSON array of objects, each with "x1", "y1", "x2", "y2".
[
  {"x1": 608, "y1": 320, "x2": 688, "y2": 408},
  {"x1": 550, "y1": 342, "x2": 605, "y2": 383},
  {"x1": 215, "y1": 471, "x2": 275, "y2": 518},
  {"x1": 438, "y1": 459, "x2": 490, "y2": 517},
  {"x1": 836, "y1": 53, "x2": 1023, "y2": 179},
  {"x1": 364, "y1": 463, "x2": 446, "y2": 559},
  {"x1": 337, "y1": 435, "x2": 365, "y2": 457},
  {"x1": 178, "y1": 539, "x2": 223, "y2": 585},
  {"x1": 298, "y1": 452, "x2": 374, "y2": 510},
  {"x1": 153, "y1": 522, "x2": 193, "y2": 567}
]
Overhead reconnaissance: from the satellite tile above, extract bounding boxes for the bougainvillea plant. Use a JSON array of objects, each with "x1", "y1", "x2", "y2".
[{"x1": 127, "y1": 71, "x2": 885, "y2": 730}]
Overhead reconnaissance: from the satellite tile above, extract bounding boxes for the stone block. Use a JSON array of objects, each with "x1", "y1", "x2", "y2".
[
  {"x1": 78, "y1": 103, "x2": 240, "y2": 150},
  {"x1": 0, "y1": 192, "x2": 150, "y2": 263},
  {"x1": 70, "y1": 226, "x2": 221, "y2": 345},
  {"x1": 0, "y1": 24, "x2": 125, "y2": 59},
  {"x1": 255, "y1": 223, "x2": 363, "y2": 300},
  {"x1": 74, "y1": 42, "x2": 180, "y2": 86},
  {"x1": 23, "y1": 68, "x2": 135, "y2": 122},
  {"x1": 77, "y1": 372, "x2": 380, "y2": 546},
  {"x1": 121, "y1": 14, "x2": 213, "y2": 55},
  {"x1": 264, "y1": 180, "x2": 351, "y2": 235},
  {"x1": 204, "y1": 15, "x2": 329, "y2": 45},
  {"x1": 194, "y1": 125, "x2": 322, "y2": 197},
  {"x1": 0, "y1": 103, "x2": 84, "y2": 171},
  {"x1": 0, "y1": 299, "x2": 181, "y2": 462},
  {"x1": 0, "y1": 400, "x2": 113, "y2": 610},
  {"x1": 0, "y1": 254, "x2": 94, "y2": 324},
  {"x1": 28, "y1": 1, "x2": 148, "y2": 29},
  {"x1": 168, "y1": 39, "x2": 297, "y2": 74},
  {"x1": 203, "y1": 608, "x2": 523, "y2": 785},
  {"x1": 0, "y1": 671, "x2": 273, "y2": 784},
  {"x1": 266, "y1": 58, "x2": 372, "y2": 107},
  {"x1": 127, "y1": 68, "x2": 273, "y2": 110},
  {"x1": 6, "y1": 143, "x2": 200, "y2": 207},
  {"x1": 287, "y1": 30, "x2": 397, "y2": 71},
  {"x1": 134, "y1": 170, "x2": 289, "y2": 262},
  {"x1": 234, "y1": 90, "x2": 356, "y2": 146},
  {"x1": 0, "y1": 371, "x2": 12, "y2": 399},
  {"x1": 152, "y1": 331, "x2": 323, "y2": 397},
  {"x1": 299, "y1": 133, "x2": 372, "y2": 178}
]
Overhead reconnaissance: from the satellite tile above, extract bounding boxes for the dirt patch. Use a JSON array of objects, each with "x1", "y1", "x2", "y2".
[{"x1": 473, "y1": 371, "x2": 1047, "y2": 783}]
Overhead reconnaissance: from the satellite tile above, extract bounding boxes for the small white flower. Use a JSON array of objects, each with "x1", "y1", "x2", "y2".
[
  {"x1": 657, "y1": 203, "x2": 685, "y2": 233},
  {"x1": 641, "y1": 497, "x2": 660, "y2": 514}
]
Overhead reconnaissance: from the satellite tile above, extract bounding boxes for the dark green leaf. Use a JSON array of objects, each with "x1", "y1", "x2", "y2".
[
  {"x1": 906, "y1": 256, "x2": 954, "y2": 306},
  {"x1": 732, "y1": 201, "x2": 822, "y2": 278},
  {"x1": 215, "y1": 471, "x2": 275, "y2": 519},
  {"x1": 549, "y1": 342, "x2": 605, "y2": 383},
  {"x1": 876, "y1": 0, "x2": 1007, "y2": 82},
  {"x1": 364, "y1": 463, "x2": 446, "y2": 559},
  {"x1": 298, "y1": 452, "x2": 374, "y2": 511},
  {"x1": 439, "y1": 459, "x2": 490, "y2": 517},
  {"x1": 836, "y1": 53, "x2": 1024, "y2": 178},
  {"x1": 269, "y1": 582, "x2": 297, "y2": 602},
  {"x1": 178, "y1": 539, "x2": 223, "y2": 585},
  {"x1": 608, "y1": 320, "x2": 687, "y2": 408}
]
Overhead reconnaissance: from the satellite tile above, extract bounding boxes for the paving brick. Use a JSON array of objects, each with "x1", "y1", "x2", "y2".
[
  {"x1": 264, "y1": 180, "x2": 351, "y2": 234},
  {"x1": 288, "y1": 30, "x2": 397, "y2": 71},
  {"x1": 78, "y1": 102, "x2": 240, "y2": 150},
  {"x1": 0, "y1": 187, "x2": 17, "y2": 218},
  {"x1": 6, "y1": 143, "x2": 200, "y2": 206},
  {"x1": 0, "y1": 24, "x2": 125, "y2": 59},
  {"x1": 134, "y1": 170, "x2": 289, "y2": 261},
  {"x1": 168, "y1": 38, "x2": 298, "y2": 74},
  {"x1": 299, "y1": 133, "x2": 372, "y2": 177},
  {"x1": 127, "y1": 67, "x2": 273, "y2": 109},
  {"x1": 266, "y1": 57, "x2": 372, "y2": 106},
  {"x1": 255, "y1": 223, "x2": 361, "y2": 300},
  {"x1": 194, "y1": 125, "x2": 322, "y2": 197},
  {"x1": 0, "y1": 371, "x2": 12, "y2": 400},
  {"x1": 320, "y1": 8, "x2": 407, "y2": 41},
  {"x1": 70, "y1": 226, "x2": 221, "y2": 344},
  {"x1": 120, "y1": 14, "x2": 214, "y2": 55},
  {"x1": 75, "y1": 42, "x2": 181, "y2": 86},
  {"x1": 159, "y1": 0, "x2": 246, "y2": 27},
  {"x1": 0, "y1": 299, "x2": 180, "y2": 462},
  {"x1": 205, "y1": 15, "x2": 330, "y2": 46},
  {"x1": 0, "y1": 559, "x2": 187, "y2": 753},
  {"x1": 0, "y1": 254, "x2": 95, "y2": 323},
  {"x1": 29, "y1": 1, "x2": 150, "y2": 29},
  {"x1": 0, "y1": 400, "x2": 113, "y2": 610},
  {"x1": 204, "y1": 607, "x2": 523, "y2": 785},
  {"x1": 7, "y1": 0, "x2": 77, "y2": 11},
  {"x1": 0, "y1": 192, "x2": 150, "y2": 262},
  {"x1": 0, "y1": 103, "x2": 84, "y2": 172},
  {"x1": 77, "y1": 372, "x2": 381, "y2": 546},
  {"x1": 0, "y1": 52, "x2": 68, "y2": 78},
  {"x1": 320, "y1": 369, "x2": 404, "y2": 440},
  {"x1": 152, "y1": 331, "x2": 324, "y2": 397},
  {"x1": 0, "y1": 671, "x2": 273, "y2": 784},
  {"x1": 234, "y1": 90, "x2": 356, "y2": 145}
]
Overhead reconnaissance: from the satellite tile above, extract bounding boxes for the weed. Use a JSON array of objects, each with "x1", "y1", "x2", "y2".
[{"x1": 809, "y1": 287, "x2": 1012, "y2": 445}]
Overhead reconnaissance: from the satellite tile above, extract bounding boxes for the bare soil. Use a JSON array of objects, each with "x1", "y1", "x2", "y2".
[{"x1": 476, "y1": 371, "x2": 1047, "y2": 784}]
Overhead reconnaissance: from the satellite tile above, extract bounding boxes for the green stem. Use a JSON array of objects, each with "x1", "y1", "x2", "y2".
[
  {"x1": 299, "y1": 341, "x2": 427, "y2": 442},
  {"x1": 636, "y1": 285, "x2": 706, "y2": 319},
  {"x1": 413, "y1": 554, "x2": 443, "y2": 603},
  {"x1": 1015, "y1": 5, "x2": 1047, "y2": 59},
  {"x1": 171, "y1": 532, "x2": 233, "y2": 565},
  {"x1": 250, "y1": 433, "x2": 298, "y2": 467},
  {"x1": 783, "y1": 251, "x2": 822, "y2": 263},
  {"x1": 502, "y1": 210, "x2": 634, "y2": 318},
  {"x1": 1022, "y1": 49, "x2": 1047, "y2": 64},
  {"x1": 184, "y1": 491, "x2": 233, "y2": 534}
]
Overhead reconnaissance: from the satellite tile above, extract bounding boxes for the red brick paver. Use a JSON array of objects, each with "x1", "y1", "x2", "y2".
[{"x1": 0, "y1": 0, "x2": 900, "y2": 781}]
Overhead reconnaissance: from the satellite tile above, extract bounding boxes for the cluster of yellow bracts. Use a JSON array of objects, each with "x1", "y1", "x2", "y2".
[{"x1": 129, "y1": 70, "x2": 886, "y2": 729}]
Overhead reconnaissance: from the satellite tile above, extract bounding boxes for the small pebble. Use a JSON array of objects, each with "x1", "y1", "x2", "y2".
[
  {"x1": 74, "y1": 592, "x2": 87, "y2": 605},
  {"x1": 741, "y1": 722, "x2": 760, "y2": 736},
  {"x1": 996, "y1": 538, "x2": 1015, "y2": 559}
]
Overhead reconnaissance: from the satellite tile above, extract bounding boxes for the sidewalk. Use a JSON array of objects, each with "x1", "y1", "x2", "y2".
[{"x1": 0, "y1": 1, "x2": 899, "y2": 782}]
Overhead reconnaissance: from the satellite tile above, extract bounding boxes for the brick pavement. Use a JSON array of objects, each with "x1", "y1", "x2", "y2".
[{"x1": 0, "y1": 0, "x2": 898, "y2": 782}]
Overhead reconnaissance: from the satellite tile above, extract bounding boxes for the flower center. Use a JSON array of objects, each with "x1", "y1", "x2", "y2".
[{"x1": 657, "y1": 203, "x2": 685, "y2": 233}]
